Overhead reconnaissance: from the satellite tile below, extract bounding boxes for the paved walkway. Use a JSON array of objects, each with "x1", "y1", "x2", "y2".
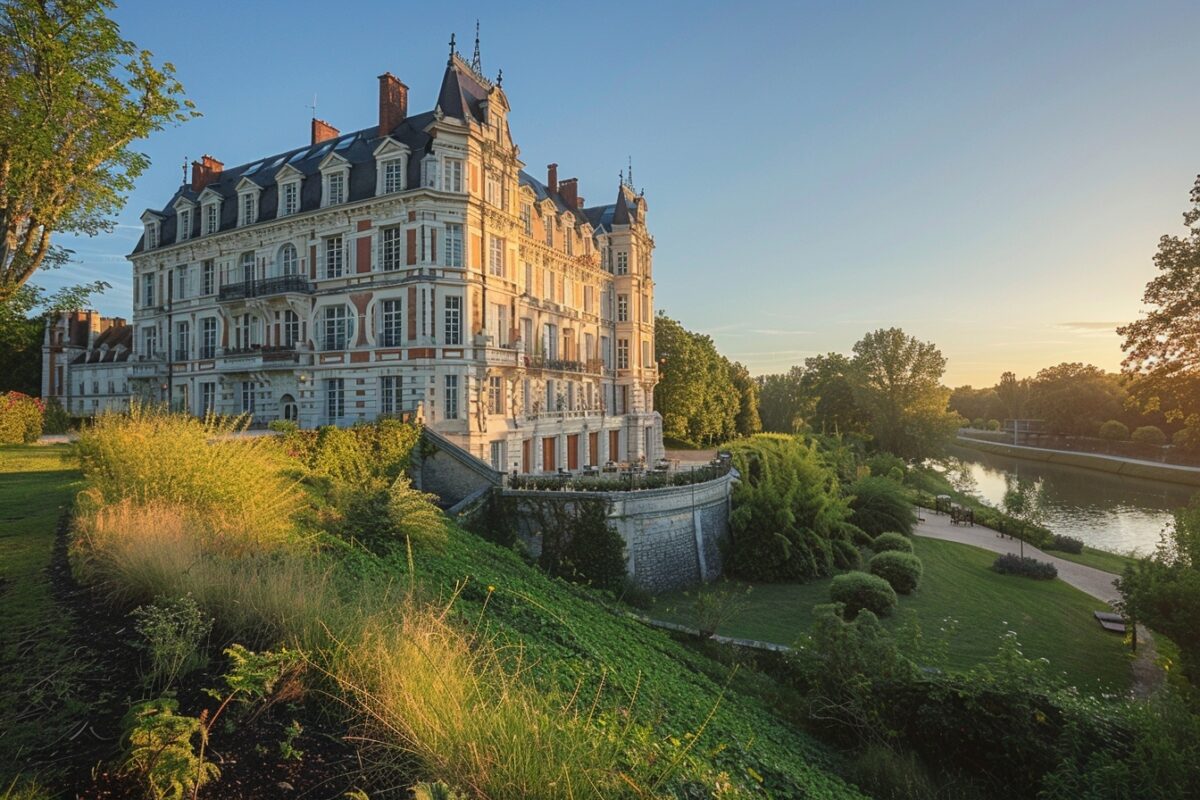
[
  {"x1": 914, "y1": 511, "x2": 1121, "y2": 604},
  {"x1": 957, "y1": 435, "x2": 1200, "y2": 476}
]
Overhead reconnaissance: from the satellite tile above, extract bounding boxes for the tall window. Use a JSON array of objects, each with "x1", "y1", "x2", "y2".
[
  {"x1": 174, "y1": 321, "x2": 189, "y2": 360},
  {"x1": 485, "y1": 173, "x2": 501, "y2": 206},
  {"x1": 236, "y1": 314, "x2": 255, "y2": 349},
  {"x1": 383, "y1": 159, "x2": 405, "y2": 193},
  {"x1": 520, "y1": 203, "x2": 532, "y2": 235},
  {"x1": 443, "y1": 296, "x2": 462, "y2": 345},
  {"x1": 381, "y1": 299, "x2": 402, "y2": 346},
  {"x1": 444, "y1": 159, "x2": 463, "y2": 193},
  {"x1": 524, "y1": 262, "x2": 533, "y2": 294},
  {"x1": 617, "y1": 294, "x2": 629, "y2": 322},
  {"x1": 240, "y1": 251, "x2": 255, "y2": 284},
  {"x1": 142, "y1": 273, "x2": 154, "y2": 307},
  {"x1": 324, "y1": 236, "x2": 344, "y2": 278},
  {"x1": 240, "y1": 192, "x2": 257, "y2": 226},
  {"x1": 200, "y1": 318, "x2": 217, "y2": 358},
  {"x1": 444, "y1": 374, "x2": 459, "y2": 419},
  {"x1": 544, "y1": 217, "x2": 554, "y2": 247},
  {"x1": 326, "y1": 378, "x2": 344, "y2": 419},
  {"x1": 174, "y1": 265, "x2": 189, "y2": 300},
  {"x1": 282, "y1": 310, "x2": 300, "y2": 347},
  {"x1": 281, "y1": 181, "x2": 299, "y2": 216},
  {"x1": 617, "y1": 338, "x2": 629, "y2": 369},
  {"x1": 322, "y1": 306, "x2": 349, "y2": 350},
  {"x1": 203, "y1": 203, "x2": 219, "y2": 235},
  {"x1": 381, "y1": 227, "x2": 403, "y2": 271},
  {"x1": 584, "y1": 285, "x2": 594, "y2": 314},
  {"x1": 241, "y1": 381, "x2": 255, "y2": 413},
  {"x1": 278, "y1": 243, "x2": 298, "y2": 276},
  {"x1": 565, "y1": 228, "x2": 573, "y2": 257},
  {"x1": 201, "y1": 382, "x2": 215, "y2": 414},
  {"x1": 145, "y1": 222, "x2": 160, "y2": 249},
  {"x1": 202, "y1": 260, "x2": 215, "y2": 295},
  {"x1": 542, "y1": 270, "x2": 553, "y2": 302},
  {"x1": 178, "y1": 208, "x2": 191, "y2": 241},
  {"x1": 327, "y1": 172, "x2": 346, "y2": 205},
  {"x1": 488, "y1": 236, "x2": 504, "y2": 277},
  {"x1": 488, "y1": 376, "x2": 503, "y2": 415},
  {"x1": 616, "y1": 251, "x2": 629, "y2": 275},
  {"x1": 444, "y1": 223, "x2": 463, "y2": 267},
  {"x1": 380, "y1": 375, "x2": 401, "y2": 415}
]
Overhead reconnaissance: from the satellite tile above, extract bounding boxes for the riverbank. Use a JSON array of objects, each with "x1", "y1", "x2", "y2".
[{"x1": 956, "y1": 435, "x2": 1200, "y2": 489}]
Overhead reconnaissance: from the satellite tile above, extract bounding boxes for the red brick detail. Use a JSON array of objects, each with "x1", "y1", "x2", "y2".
[
  {"x1": 356, "y1": 236, "x2": 371, "y2": 274},
  {"x1": 311, "y1": 118, "x2": 339, "y2": 145},
  {"x1": 407, "y1": 286, "x2": 417, "y2": 340},
  {"x1": 357, "y1": 219, "x2": 372, "y2": 232},
  {"x1": 190, "y1": 155, "x2": 223, "y2": 192},
  {"x1": 558, "y1": 177, "x2": 578, "y2": 208},
  {"x1": 377, "y1": 73, "x2": 408, "y2": 137},
  {"x1": 407, "y1": 348, "x2": 435, "y2": 359},
  {"x1": 547, "y1": 163, "x2": 558, "y2": 194},
  {"x1": 407, "y1": 210, "x2": 416, "y2": 222},
  {"x1": 406, "y1": 229, "x2": 417, "y2": 265},
  {"x1": 350, "y1": 351, "x2": 369, "y2": 363}
]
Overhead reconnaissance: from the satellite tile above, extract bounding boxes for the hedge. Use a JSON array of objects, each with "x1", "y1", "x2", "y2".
[
  {"x1": 1047, "y1": 533, "x2": 1083, "y2": 554},
  {"x1": 868, "y1": 551, "x2": 923, "y2": 595},
  {"x1": 830, "y1": 571, "x2": 898, "y2": 618},
  {"x1": 993, "y1": 554, "x2": 1057, "y2": 580},
  {"x1": 871, "y1": 532, "x2": 913, "y2": 554},
  {"x1": 0, "y1": 392, "x2": 44, "y2": 444}
]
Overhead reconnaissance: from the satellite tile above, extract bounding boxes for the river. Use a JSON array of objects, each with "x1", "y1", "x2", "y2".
[{"x1": 941, "y1": 443, "x2": 1196, "y2": 557}]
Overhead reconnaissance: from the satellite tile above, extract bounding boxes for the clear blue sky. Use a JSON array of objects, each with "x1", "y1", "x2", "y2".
[{"x1": 41, "y1": 0, "x2": 1200, "y2": 386}]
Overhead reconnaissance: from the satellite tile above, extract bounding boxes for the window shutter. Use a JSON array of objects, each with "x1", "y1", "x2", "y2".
[{"x1": 406, "y1": 229, "x2": 417, "y2": 265}]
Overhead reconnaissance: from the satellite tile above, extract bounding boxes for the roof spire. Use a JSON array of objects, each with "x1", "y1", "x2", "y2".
[
  {"x1": 448, "y1": 32, "x2": 456, "y2": 65},
  {"x1": 627, "y1": 155, "x2": 634, "y2": 189},
  {"x1": 181, "y1": 156, "x2": 188, "y2": 187},
  {"x1": 308, "y1": 93, "x2": 317, "y2": 119},
  {"x1": 471, "y1": 20, "x2": 482, "y2": 74}
]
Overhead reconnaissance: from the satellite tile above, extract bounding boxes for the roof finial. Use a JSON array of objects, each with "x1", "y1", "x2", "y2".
[
  {"x1": 627, "y1": 155, "x2": 634, "y2": 189},
  {"x1": 619, "y1": 168, "x2": 624, "y2": 185},
  {"x1": 471, "y1": 20, "x2": 482, "y2": 74},
  {"x1": 182, "y1": 156, "x2": 188, "y2": 187},
  {"x1": 448, "y1": 32, "x2": 456, "y2": 65},
  {"x1": 496, "y1": 68, "x2": 503, "y2": 87},
  {"x1": 308, "y1": 94, "x2": 317, "y2": 119}
]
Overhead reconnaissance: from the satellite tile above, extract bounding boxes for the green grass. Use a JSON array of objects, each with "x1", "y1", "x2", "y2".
[
  {"x1": 1049, "y1": 545, "x2": 1138, "y2": 575},
  {"x1": 0, "y1": 445, "x2": 82, "y2": 783},
  {"x1": 653, "y1": 537, "x2": 1132, "y2": 695}
]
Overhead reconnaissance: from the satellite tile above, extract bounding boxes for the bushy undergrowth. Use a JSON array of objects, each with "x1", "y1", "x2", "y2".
[
  {"x1": 830, "y1": 572, "x2": 898, "y2": 618},
  {"x1": 1047, "y1": 533, "x2": 1084, "y2": 554},
  {"x1": 848, "y1": 476, "x2": 916, "y2": 537},
  {"x1": 871, "y1": 533, "x2": 913, "y2": 554},
  {"x1": 993, "y1": 553, "x2": 1058, "y2": 580},
  {"x1": 868, "y1": 552, "x2": 923, "y2": 595},
  {"x1": 0, "y1": 392, "x2": 44, "y2": 444}
]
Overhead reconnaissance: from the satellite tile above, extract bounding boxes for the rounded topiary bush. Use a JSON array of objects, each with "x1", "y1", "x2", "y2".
[
  {"x1": 869, "y1": 551, "x2": 923, "y2": 595},
  {"x1": 830, "y1": 571, "x2": 898, "y2": 618},
  {"x1": 872, "y1": 532, "x2": 913, "y2": 554},
  {"x1": 1173, "y1": 426, "x2": 1200, "y2": 454},
  {"x1": 972, "y1": 418, "x2": 985, "y2": 429},
  {"x1": 1131, "y1": 425, "x2": 1167, "y2": 447},
  {"x1": 1098, "y1": 420, "x2": 1129, "y2": 441},
  {"x1": 986, "y1": 419, "x2": 1001, "y2": 431},
  {"x1": 848, "y1": 476, "x2": 917, "y2": 536}
]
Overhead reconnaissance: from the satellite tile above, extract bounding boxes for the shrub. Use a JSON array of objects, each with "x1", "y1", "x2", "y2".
[
  {"x1": 868, "y1": 551, "x2": 922, "y2": 595},
  {"x1": 871, "y1": 532, "x2": 913, "y2": 554},
  {"x1": 865, "y1": 452, "x2": 906, "y2": 480},
  {"x1": 1130, "y1": 425, "x2": 1166, "y2": 447},
  {"x1": 848, "y1": 476, "x2": 916, "y2": 536},
  {"x1": 1173, "y1": 424, "x2": 1200, "y2": 454},
  {"x1": 0, "y1": 392, "x2": 44, "y2": 444},
  {"x1": 132, "y1": 596, "x2": 213, "y2": 693},
  {"x1": 121, "y1": 697, "x2": 220, "y2": 800},
  {"x1": 971, "y1": 418, "x2": 985, "y2": 429},
  {"x1": 830, "y1": 571, "x2": 898, "y2": 618},
  {"x1": 987, "y1": 419, "x2": 1001, "y2": 431},
  {"x1": 831, "y1": 538, "x2": 862, "y2": 570},
  {"x1": 536, "y1": 497, "x2": 627, "y2": 592},
  {"x1": 1098, "y1": 420, "x2": 1129, "y2": 441},
  {"x1": 993, "y1": 553, "x2": 1057, "y2": 580},
  {"x1": 267, "y1": 418, "x2": 298, "y2": 434},
  {"x1": 1047, "y1": 533, "x2": 1083, "y2": 554},
  {"x1": 692, "y1": 584, "x2": 752, "y2": 639},
  {"x1": 339, "y1": 476, "x2": 448, "y2": 552},
  {"x1": 42, "y1": 397, "x2": 70, "y2": 435}
]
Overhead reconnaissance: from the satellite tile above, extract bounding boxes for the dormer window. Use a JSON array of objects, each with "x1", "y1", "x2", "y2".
[
  {"x1": 382, "y1": 159, "x2": 405, "y2": 193},
  {"x1": 141, "y1": 211, "x2": 163, "y2": 250},
  {"x1": 281, "y1": 181, "x2": 299, "y2": 215},
  {"x1": 201, "y1": 196, "x2": 221, "y2": 235},
  {"x1": 373, "y1": 139, "x2": 410, "y2": 196},
  {"x1": 177, "y1": 207, "x2": 192, "y2": 242},
  {"x1": 326, "y1": 172, "x2": 345, "y2": 205},
  {"x1": 145, "y1": 221, "x2": 160, "y2": 249},
  {"x1": 319, "y1": 154, "x2": 351, "y2": 208},
  {"x1": 239, "y1": 192, "x2": 257, "y2": 226}
]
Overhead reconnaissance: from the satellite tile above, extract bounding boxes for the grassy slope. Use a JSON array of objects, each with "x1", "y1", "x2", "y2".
[
  {"x1": 1050, "y1": 546, "x2": 1137, "y2": 575},
  {"x1": 386, "y1": 532, "x2": 866, "y2": 798},
  {"x1": 654, "y1": 537, "x2": 1132, "y2": 695},
  {"x1": 0, "y1": 445, "x2": 82, "y2": 783}
]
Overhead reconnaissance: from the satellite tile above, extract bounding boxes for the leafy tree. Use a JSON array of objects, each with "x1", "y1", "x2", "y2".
[
  {"x1": 653, "y1": 313, "x2": 743, "y2": 445},
  {"x1": 0, "y1": 282, "x2": 108, "y2": 393},
  {"x1": 995, "y1": 370, "x2": 1031, "y2": 424},
  {"x1": 0, "y1": 0, "x2": 197, "y2": 301},
  {"x1": 848, "y1": 328, "x2": 959, "y2": 459},
  {"x1": 758, "y1": 366, "x2": 806, "y2": 433},
  {"x1": 1119, "y1": 176, "x2": 1200, "y2": 430},
  {"x1": 948, "y1": 385, "x2": 1003, "y2": 424},
  {"x1": 801, "y1": 353, "x2": 869, "y2": 437},
  {"x1": 1027, "y1": 363, "x2": 1125, "y2": 436},
  {"x1": 727, "y1": 360, "x2": 762, "y2": 437}
]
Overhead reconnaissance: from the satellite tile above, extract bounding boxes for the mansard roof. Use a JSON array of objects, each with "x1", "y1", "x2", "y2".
[
  {"x1": 436, "y1": 53, "x2": 496, "y2": 123},
  {"x1": 71, "y1": 324, "x2": 132, "y2": 364}
]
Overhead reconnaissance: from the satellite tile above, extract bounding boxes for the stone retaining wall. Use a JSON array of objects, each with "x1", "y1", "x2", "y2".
[{"x1": 502, "y1": 471, "x2": 735, "y2": 593}]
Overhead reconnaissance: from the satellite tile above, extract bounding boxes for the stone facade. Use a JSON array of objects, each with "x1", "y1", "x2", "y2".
[
  {"x1": 41, "y1": 311, "x2": 132, "y2": 416},
  {"x1": 120, "y1": 36, "x2": 663, "y2": 472},
  {"x1": 502, "y1": 471, "x2": 734, "y2": 593}
]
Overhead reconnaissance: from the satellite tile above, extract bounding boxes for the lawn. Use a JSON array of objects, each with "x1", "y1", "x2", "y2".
[
  {"x1": 653, "y1": 537, "x2": 1132, "y2": 694},
  {"x1": 0, "y1": 444, "x2": 82, "y2": 783},
  {"x1": 1051, "y1": 545, "x2": 1138, "y2": 575}
]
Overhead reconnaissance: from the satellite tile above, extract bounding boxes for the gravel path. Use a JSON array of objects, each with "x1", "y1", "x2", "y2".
[{"x1": 914, "y1": 510, "x2": 1121, "y2": 603}]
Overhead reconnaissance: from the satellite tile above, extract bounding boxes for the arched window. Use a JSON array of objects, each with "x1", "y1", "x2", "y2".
[{"x1": 277, "y1": 243, "x2": 298, "y2": 276}]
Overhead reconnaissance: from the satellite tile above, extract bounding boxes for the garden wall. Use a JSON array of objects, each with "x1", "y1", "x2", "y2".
[{"x1": 503, "y1": 471, "x2": 735, "y2": 593}]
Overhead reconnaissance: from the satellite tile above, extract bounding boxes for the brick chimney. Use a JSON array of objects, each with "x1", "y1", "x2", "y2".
[
  {"x1": 576, "y1": 196, "x2": 585, "y2": 209},
  {"x1": 558, "y1": 177, "x2": 578, "y2": 208},
  {"x1": 378, "y1": 72, "x2": 409, "y2": 137},
  {"x1": 190, "y1": 155, "x2": 224, "y2": 192},
  {"x1": 547, "y1": 163, "x2": 558, "y2": 194},
  {"x1": 311, "y1": 118, "x2": 339, "y2": 145}
]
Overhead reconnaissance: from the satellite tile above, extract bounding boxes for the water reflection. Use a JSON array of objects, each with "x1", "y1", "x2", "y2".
[{"x1": 942, "y1": 444, "x2": 1194, "y2": 556}]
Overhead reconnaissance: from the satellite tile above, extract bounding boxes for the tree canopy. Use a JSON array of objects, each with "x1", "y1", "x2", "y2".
[
  {"x1": 1027, "y1": 363, "x2": 1125, "y2": 437},
  {"x1": 0, "y1": 0, "x2": 197, "y2": 301}
]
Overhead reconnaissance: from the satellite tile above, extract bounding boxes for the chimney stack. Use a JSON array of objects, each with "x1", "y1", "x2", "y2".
[
  {"x1": 311, "y1": 118, "x2": 339, "y2": 145},
  {"x1": 558, "y1": 177, "x2": 578, "y2": 208},
  {"x1": 190, "y1": 155, "x2": 224, "y2": 192},
  {"x1": 378, "y1": 72, "x2": 409, "y2": 137},
  {"x1": 547, "y1": 163, "x2": 558, "y2": 194}
]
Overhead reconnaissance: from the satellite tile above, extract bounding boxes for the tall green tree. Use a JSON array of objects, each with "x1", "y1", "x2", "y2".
[
  {"x1": 849, "y1": 328, "x2": 959, "y2": 459},
  {"x1": 800, "y1": 353, "x2": 868, "y2": 436},
  {"x1": 995, "y1": 370, "x2": 1031, "y2": 424},
  {"x1": 1119, "y1": 175, "x2": 1200, "y2": 438},
  {"x1": 758, "y1": 367, "x2": 806, "y2": 433},
  {"x1": 0, "y1": 0, "x2": 197, "y2": 301},
  {"x1": 728, "y1": 361, "x2": 761, "y2": 437},
  {"x1": 0, "y1": 281, "x2": 106, "y2": 394},
  {"x1": 653, "y1": 313, "x2": 739, "y2": 445},
  {"x1": 1027, "y1": 363, "x2": 1124, "y2": 437}
]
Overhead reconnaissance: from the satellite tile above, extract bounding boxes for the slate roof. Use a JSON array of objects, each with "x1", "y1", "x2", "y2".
[{"x1": 71, "y1": 324, "x2": 132, "y2": 364}]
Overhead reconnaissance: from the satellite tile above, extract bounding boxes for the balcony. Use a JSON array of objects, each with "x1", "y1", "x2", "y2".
[
  {"x1": 524, "y1": 355, "x2": 612, "y2": 376},
  {"x1": 220, "y1": 344, "x2": 311, "y2": 369},
  {"x1": 218, "y1": 274, "x2": 313, "y2": 301}
]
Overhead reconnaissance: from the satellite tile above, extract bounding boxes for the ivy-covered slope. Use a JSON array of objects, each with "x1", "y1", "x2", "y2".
[{"x1": 370, "y1": 528, "x2": 866, "y2": 799}]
